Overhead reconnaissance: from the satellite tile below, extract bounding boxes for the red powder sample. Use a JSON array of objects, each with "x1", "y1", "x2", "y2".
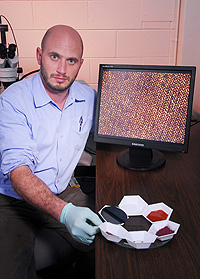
[
  {"x1": 106, "y1": 231, "x2": 114, "y2": 236},
  {"x1": 147, "y1": 209, "x2": 168, "y2": 222},
  {"x1": 156, "y1": 226, "x2": 174, "y2": 236}
]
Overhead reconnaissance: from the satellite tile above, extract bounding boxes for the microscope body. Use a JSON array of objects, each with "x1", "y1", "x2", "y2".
[{"x1": 0, "y1": 21, "x2": 22, "y2": 89}]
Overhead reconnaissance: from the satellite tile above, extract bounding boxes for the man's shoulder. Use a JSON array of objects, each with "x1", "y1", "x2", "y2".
[
  {"x1": 0, "y1": 73, "x2": 39, "y2": 104},
  {"x1": 72, "y1": 80, "x2": 95, "y2": 99},
  {"x1": 74, "y1": 80, "x2": 94, "y2": 91}
]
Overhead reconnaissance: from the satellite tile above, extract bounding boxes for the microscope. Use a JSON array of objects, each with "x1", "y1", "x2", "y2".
[{"x1": 0, "y1": 15, "x2": 22, "y2": 90}]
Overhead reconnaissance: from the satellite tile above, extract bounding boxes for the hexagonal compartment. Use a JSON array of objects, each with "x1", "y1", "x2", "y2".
[
  {"x1": 118, "y1": 195, "x2": 148, "y2": 216},
  {"x1": 143, "y1": 202, "x2": 173, "y2": 223},
  {"x1": 126, "y1": 231, "x2": 157, "y2": 249},
  {"x1": 148, "y1": 220, "x2": 180, "y2": 241},
  {"x1": 99, "y1": 222, "x2": 128, "y2": 243}
]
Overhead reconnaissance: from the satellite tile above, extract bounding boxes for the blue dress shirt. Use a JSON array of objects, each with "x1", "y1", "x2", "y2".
[{"x1": 0, "y1": 72, "x2": 95, "y2": 199}]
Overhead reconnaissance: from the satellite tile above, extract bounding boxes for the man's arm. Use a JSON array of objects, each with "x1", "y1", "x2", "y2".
[
  {"x1": 10, "y1": 165, "x2": 67, "y2": 221},
  {"x1": 10, "y1": 165, "x2": 102, "y2": 245}
]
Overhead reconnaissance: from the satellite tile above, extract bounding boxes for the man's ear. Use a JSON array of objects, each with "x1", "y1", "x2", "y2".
[
  {"x1": 36, "y1": 47, "x2": 42, "y2": 65},
  {"x1": 80, "y1": 58, "x2": 84, "y2": 68}
]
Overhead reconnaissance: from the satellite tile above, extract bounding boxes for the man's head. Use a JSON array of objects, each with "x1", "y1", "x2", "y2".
[{"x1": 36, "y1": 25, "x2": 84, "y2": 95}]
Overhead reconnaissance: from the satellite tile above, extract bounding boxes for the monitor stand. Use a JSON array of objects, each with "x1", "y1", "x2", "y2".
[{"x1": 116, "y1": 146, "x2": 166, "y2": 171}]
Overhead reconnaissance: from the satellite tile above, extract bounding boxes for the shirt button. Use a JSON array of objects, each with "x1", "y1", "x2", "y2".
[
  {"x1": 57, "y1": 179, "x2": 59, "y2": 183},
  {"x1": 60, "y1": 135, "x2": 63, "y2": 139},
  {"x1": 59, "y1": 158, "x2": 62, "y2": 161}
]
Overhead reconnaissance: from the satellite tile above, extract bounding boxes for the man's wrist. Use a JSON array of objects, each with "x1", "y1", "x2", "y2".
[{"x1": 60, "y1": 202, "x2": 73, "y2": 223}]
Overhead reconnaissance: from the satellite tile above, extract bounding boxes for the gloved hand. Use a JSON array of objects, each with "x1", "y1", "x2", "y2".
[{"x1": 60, "y1": 203, "x2": 103, "y2": 245}]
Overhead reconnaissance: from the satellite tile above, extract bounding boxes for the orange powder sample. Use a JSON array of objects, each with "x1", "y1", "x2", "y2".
[{"x1": 147, "y1": 210, "x2": 168, "y2": 222}]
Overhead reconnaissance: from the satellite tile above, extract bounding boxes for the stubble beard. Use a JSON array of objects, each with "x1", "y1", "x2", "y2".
[{"x1": 40, "y1": 62, "x2": 78, "y2": 93}]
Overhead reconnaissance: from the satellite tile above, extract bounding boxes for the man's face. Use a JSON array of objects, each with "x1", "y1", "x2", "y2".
[{"x1": 37, "y1": 31, "x2": 83, "y2": 94}]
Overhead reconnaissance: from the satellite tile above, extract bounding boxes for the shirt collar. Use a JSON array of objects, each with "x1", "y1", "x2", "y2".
[
  {"x1": 64, "y1": 82, "x2": 86, "y2": 109},
  {"x1": 33, "y1": 72, "x2": 53, "y2": 108},
  {"x1": 33, "y1": 72, "x2": 86, "y2": 109}
]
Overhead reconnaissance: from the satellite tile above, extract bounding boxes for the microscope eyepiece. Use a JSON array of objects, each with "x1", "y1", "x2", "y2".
[
  {"x1": 8, "y1": 44, "x2": 16, "y2": 59},
  {"x1": 0, "y1": 43, "x2": 7, "y2": 59}
]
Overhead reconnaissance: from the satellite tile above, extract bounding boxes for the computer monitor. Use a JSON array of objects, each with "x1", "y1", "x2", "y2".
[{"x1": 94, "y1": 64, "x2": 196, "y2": 171}]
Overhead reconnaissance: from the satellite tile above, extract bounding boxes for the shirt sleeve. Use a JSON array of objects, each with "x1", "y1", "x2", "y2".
[{"x1": 0, "y1": 96, "x2": 39, "y2": 175}]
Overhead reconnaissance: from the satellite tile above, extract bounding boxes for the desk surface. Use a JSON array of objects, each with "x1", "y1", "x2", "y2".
[{"x1": 95, "y1": 123, "x2": 200, "y2": 279}]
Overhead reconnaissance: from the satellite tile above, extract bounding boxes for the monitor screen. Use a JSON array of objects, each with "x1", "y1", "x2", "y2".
[{"x1": 94, "y1": 64, "x2": 196, "y2": 171}]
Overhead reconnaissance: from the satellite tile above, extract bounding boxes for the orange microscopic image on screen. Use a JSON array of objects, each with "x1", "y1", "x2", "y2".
[{"x1": 98, "y1": 70, "x2": 191, "y2": 144}]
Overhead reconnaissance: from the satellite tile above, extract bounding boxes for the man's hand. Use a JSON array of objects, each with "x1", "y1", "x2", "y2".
[{"x1": 60, "y1": 203, "x2": 103, "y2": 245}]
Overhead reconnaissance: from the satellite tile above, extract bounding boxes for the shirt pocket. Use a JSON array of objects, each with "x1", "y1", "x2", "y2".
[{"x1": 72, "y1": 117, "x2": 92, "y2": 151}]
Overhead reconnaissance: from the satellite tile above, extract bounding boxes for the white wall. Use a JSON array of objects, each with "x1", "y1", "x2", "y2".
[
  {"x1": 0, "y1": 0, "x2": 180, "y2": 90},
  {"x1": 177, "y1": 0, "x2": 200, "y2": 118}
]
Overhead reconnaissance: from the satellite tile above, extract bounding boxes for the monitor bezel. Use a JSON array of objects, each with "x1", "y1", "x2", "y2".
[{"x1": 94, "y1": 64, "x2": 196, "y2": 153}]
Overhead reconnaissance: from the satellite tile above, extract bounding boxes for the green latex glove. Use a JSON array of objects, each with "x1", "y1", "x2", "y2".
[{"x1": 60, "y1": 203, "x2": 103, "y2": 245}]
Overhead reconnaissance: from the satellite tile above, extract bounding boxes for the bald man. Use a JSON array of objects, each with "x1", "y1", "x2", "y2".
[{"x1": 0, "y1": 25, "x2": 102, "y2": 278}]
